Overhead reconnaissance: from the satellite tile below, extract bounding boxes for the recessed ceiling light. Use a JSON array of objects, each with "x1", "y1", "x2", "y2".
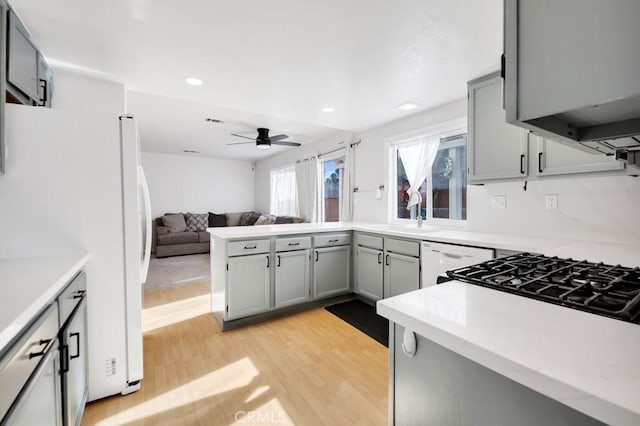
[
  {"x1": 395, "y1": 102, "x2": 420, "y2": 111},
  {"x1": 321, "y1": 107, "x2": 335, "y2": 113},
  {"x1": 185, "y1": 77, "x2": 203, "y2": 86}
]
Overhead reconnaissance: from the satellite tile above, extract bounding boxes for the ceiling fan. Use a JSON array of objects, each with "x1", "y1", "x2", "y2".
[{"x1": 227, "y1": 128, "x2": 302, "y2": 150}]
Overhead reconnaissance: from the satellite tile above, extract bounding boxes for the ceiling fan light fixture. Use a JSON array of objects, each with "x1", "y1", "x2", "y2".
[{"x1": 256, "y1": 142, "x2": 271, "y2": 150}]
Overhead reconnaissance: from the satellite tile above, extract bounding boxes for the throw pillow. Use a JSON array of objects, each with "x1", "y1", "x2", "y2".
[
  {"x1": 208, "y1": 212, "x2": 227, "y2": 227},
  {"x1": 162, "y1": 214, "x2": 187, "y2": 233},
  {"x1": 239, "y1": 212, "x2": 261, "y2": 226},
  {"x1": 274, "y1": 216, "x2": 294, "y2": 224},
  {"x1": 185, "y1": 213, "x2": 208, "y2": 232},
  {"x1": 254, "y1": 214, "x2": 276, "y2": 225},
  {"x1": 226, "y1": 212, "x2": 243, "y2": 227}
]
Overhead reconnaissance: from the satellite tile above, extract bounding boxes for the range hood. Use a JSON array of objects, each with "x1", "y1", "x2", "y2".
[{"x1": 503, "y1": 0, "x2": 640, "y2": 171}]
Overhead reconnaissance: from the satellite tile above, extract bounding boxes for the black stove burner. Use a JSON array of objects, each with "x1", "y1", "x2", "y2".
[{"x1": 447, "y1": 253, "x2": 640, "y2": 324}]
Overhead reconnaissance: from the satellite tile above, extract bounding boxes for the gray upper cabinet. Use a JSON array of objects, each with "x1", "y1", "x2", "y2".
[
  {"x1": 534, "y1": 134, "x2": 625, "y2": 177},
  {"x1": 7, "y1": 9, "x2": 38, "y2": 103},
  {"x1": 37, "y1": 53, "x2": 53, "y2": 107},
  {"x1": 468, "y1": 72, "x2": 529, "y2": 184}
]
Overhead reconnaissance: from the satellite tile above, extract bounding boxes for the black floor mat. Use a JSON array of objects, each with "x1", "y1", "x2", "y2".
[{"x1": 325, "y1": 300, "x2": 389, "y2": 347}]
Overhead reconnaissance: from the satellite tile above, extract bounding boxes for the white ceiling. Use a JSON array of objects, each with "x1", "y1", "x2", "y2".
[
  {"x1": 127, "y1": 91, "x2": 344, "y2": 160},
  {"x1": 13, "y1": 0, "x2": 503, "y2": 159}
]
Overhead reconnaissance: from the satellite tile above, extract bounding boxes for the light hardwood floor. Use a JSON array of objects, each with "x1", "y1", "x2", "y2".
[{"x1": 82, "y1": 282, "x2": 388, "y2": 425}]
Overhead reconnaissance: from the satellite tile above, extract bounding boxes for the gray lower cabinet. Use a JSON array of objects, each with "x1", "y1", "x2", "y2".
[
  {"x1": 355, "y1": 246, "x2": 383, "y2": 300},
  {"x1": 392, "y1": 324, "x2": 603, "y2": 425},
  {"x1": 275, "y1": 249, "x2": 310, "y2": 308},
  {"x1": 384, "y1": 252, "x2": 420, "y2": 298},
  {"x1": 227, "y1": 253, "x2": 270, "y2": 320},
  {"x1": 468, "y1": 71, "x2": 529, "y2": 184},
  {"x1": 313, "y1": 246, "x2": 351, "y2": 299}
]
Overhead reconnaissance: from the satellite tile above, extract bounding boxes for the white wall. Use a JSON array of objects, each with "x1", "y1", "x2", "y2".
[
  {"x1": 352, "y1": 99, "x2": 467, "y2": 223},
  {"x1": 466, "y1": 176, "x2": 640, "y2": 244},
  {"x1": 254, "y1": 130, "x2": 356, "y2": 213},
  {"x1": 51, "y1": 67, "x2": 126, "y2": 115},
  {"x1": 256, "y1": 97, "x2": 640, "y2": 245},
  {"x1": 142, "y1": 152, "x2": 256, "y2": 218}
]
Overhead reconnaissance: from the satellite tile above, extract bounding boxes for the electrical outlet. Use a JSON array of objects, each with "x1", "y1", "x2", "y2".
[
  {"x1": 491, "y1": 195, "x2": 507, "y2": 209},
  {"x1": 545, "y1": 194, "x2": 558, "y2": 210}
]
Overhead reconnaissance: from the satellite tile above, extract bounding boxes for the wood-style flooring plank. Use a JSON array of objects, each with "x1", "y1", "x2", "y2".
[{"x1": 82, "y1": 281, "x2": 388, "y2": 425}]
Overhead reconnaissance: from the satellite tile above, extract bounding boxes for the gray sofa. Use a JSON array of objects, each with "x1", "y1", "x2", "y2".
[
  {"x1": 153, "y1": 211, "x2": 304, "y2": 258},
  {"x1": 154, "y1": 217, "x2": 210, "y2": 258}
]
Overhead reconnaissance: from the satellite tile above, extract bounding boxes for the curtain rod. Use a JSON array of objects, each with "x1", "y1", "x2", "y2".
[{"x1": 318, "y1": 146, "x2": 346, "y2": 158}]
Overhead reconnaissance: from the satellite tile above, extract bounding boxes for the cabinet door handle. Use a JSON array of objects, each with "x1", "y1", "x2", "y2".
[
  {"x1": 385, "y1": 254, "x2": 390, "y2": 266},
  {"x1": 244, "y1": 244, "x2": 257, "y2": 249},
  {"x1": 70, "y1": 332, "x2": 81, "y2": 359},
  {"x1": 288, "y1": 242, "x2": 300, "y2": 246},
  {"x1": 314, "y1": 251, "x2": 319, "y2": 262},
  {"x1": 38, "y1": 79, "x2": 47, "y2": 106},
  {"x1": 72, "y1": 290, "x2": 86, "y2": 300},
  {"x1": 520, "y1": 154, "x2": 525, "y2": 174},
  {"x1": 28, "y1": 338, "x2": 53, "y2": 359},
  {"x1": 377, "y1": 252, "x2": 382, "y2": 264},
  {"x1": 277, "y1": 255, "x2": 281, "y2": 267},
  {"x1": 60, "y1": 344, "x2": 69, "y2": 373},
  {"x1": 538, "y1": 152, "x2": 543, "y2": 173},
  {"x1": 266, "y1": 255, "x2": 270, "y2": 268}
]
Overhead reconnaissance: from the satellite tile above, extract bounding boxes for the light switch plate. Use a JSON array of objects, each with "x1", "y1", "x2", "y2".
[
  {"x1": 491, "y1": 195, "x2": 507, "y2": 209},
  {"x1": 545, "y1": 194, "x2": 558, "y2": 210}
]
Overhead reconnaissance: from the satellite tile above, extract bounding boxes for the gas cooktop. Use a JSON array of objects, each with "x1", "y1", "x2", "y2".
[{"x1": 447, "y1": 253, "x2": 640, "y2": 324}]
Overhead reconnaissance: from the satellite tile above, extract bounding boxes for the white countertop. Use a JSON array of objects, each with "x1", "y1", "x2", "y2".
[
  {"x1": 377, "y1": 282, "x2": 640, "y2": 426},
  {"x1": 0, "y1": 253, "x2": 89, "y2": 351},
  {"x1": 209, "y1": 221, "x2": 640, "y2": 268}
]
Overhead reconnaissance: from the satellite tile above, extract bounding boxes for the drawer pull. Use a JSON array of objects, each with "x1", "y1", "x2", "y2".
[
  {"x1": 244, "y1": 244, "x2": 257, "y2": 249},
  {"x1": 288, "y1": 242, "x2": 300, "y2": 246},
  {"x1": 328, "y1": 239, "x2": 339, "y2": 243},
  {"x1": 28, "y1": 339, "x2": 53, "y2": 359}
]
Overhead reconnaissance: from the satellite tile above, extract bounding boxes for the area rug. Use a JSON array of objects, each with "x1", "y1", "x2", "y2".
[
  {"x1": 325, "y1": 300, "x2": 389, "y2": 347},
  {"x1": 144, "y1": 253, "x2": 211, "y2": 290}
]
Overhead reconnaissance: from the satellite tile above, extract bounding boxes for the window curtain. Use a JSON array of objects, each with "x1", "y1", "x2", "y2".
[
  {"x1": 398, "y1": 137, "x2": 440, "y2": 208},
  {"x1": 270, "y1": 166, "x2": 298, "y2": 216},
  {"x1": 339, "y1": 153, "x2": 351, "y2": 221},
  {"x1": 295, "y1": 158, "x2": 318, "y2": 222}
]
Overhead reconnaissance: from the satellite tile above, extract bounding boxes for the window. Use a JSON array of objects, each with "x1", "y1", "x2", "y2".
[
  {"x1": 320, "y1": 156, "x2": 345, "y2": 222},
  {"x1": 392, "y1": 132, "x2": 467, "y2": 222},
  {"x1": 270, "y1": 166, "x2": 297, "y2": 216}
]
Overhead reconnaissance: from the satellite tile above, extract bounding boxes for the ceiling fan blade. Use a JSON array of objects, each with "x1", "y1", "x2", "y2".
[
  {"x1": 231, "y1": 133, "x2": 256, "y2": 141},
  {"x1": 226, "y1": 141, "x2": 256, "y2": 146},
  {"x1": 272, "y1": 141, "x2": 301, "y2": 147},
  {"x1": 269, "y1": 134, "x2": 289, "y2": 141}
]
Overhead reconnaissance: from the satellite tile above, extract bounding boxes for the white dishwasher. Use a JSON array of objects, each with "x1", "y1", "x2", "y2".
[{"x1": 421, "y1": 241, "x2": 493, "y2": 287}]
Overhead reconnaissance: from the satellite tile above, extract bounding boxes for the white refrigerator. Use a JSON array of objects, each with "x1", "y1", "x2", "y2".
[{"x1": 0, "y1": 104, "x2": 152, "y2": 400}]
